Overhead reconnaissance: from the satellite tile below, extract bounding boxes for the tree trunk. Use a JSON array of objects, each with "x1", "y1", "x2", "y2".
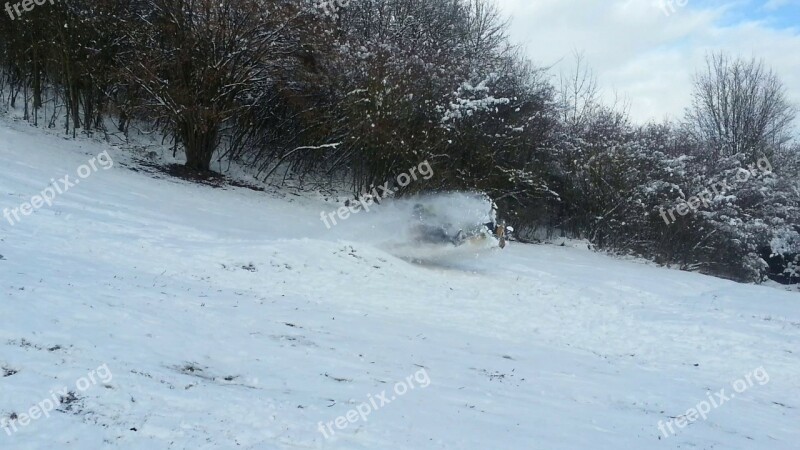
[{"x1": 181, "y1": 121, "x2": 219, "y2": 172}]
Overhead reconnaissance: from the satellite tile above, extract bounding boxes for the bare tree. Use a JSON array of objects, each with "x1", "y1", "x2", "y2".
[
  {"x1": 558, "y1": 50, "x2": 599, "y2": 132},
  {"x1": 686, "y1": 52, "x2": 796, "y2": 160},
  {"x1": 119, "y1": 0, "x2": 312, "y2": 171}
]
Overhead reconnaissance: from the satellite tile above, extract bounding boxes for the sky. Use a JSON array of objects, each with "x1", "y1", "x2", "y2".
[{"x1": 495, "y1": 0, "x2": 800, "y2": 124}]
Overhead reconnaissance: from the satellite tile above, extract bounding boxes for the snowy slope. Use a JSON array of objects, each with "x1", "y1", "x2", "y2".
[{"x1": 1, "y1": 116, "x2": 799, "y2": 450}]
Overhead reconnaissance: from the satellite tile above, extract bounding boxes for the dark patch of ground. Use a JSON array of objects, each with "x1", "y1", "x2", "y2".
[{"x1": 126, "y1": 161, "x2": 266, "y2": 192}]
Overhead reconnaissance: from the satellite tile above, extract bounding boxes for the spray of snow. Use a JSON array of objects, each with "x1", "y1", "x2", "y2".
[{"x1": 326, "y1": 191, "x2": 501, "y2": 263}]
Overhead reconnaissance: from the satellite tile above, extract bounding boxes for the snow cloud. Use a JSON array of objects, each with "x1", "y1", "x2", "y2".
[{"x1": 319, "y1": 159, "x2": 434, "y2": 230}]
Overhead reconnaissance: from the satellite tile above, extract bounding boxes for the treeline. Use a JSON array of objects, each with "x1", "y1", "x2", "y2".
[{"x1": 1, "y1": 0, "x2": 798, "y2": 283}]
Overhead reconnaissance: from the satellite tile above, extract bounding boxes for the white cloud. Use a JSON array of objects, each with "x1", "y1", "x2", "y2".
[{"x1": 496, "y1": 0, "x2": 800, "y2": 125}]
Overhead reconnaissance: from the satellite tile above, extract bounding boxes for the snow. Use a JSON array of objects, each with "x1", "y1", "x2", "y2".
[{"x1": 1, "y1": 116, "x2": 799, "y2": 449}]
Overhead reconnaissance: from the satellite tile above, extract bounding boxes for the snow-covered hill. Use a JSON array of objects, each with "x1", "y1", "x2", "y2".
[{"x1": 1, "y1": 116, "x2": 799, "y2": 450}]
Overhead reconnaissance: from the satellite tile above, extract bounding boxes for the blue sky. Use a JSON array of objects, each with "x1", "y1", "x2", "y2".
[
  {"x1": 496, "y1": 0, "x2": 800, "y2": 124},
  {"x1": 706, "y1": 0, "x2": 800, "y2": 28}
]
